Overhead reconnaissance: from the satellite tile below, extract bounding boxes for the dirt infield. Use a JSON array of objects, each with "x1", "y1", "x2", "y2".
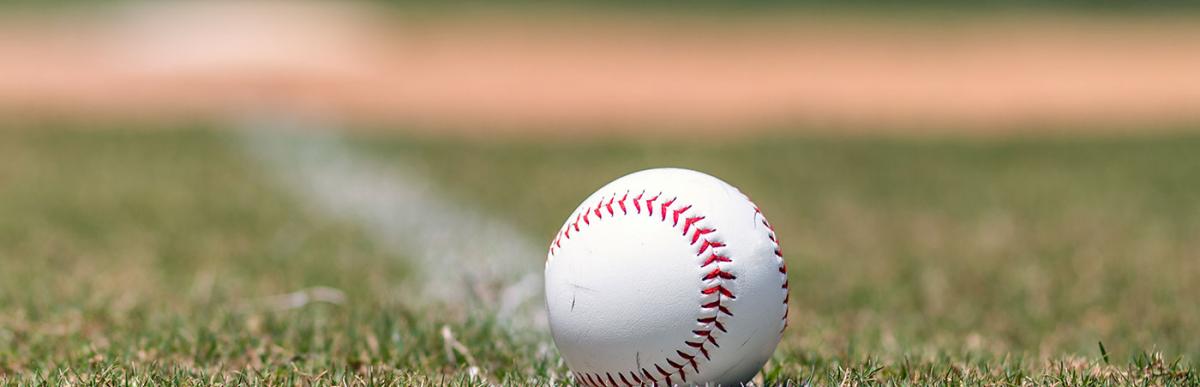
[{"x1": 2, "y1": 2, "x2": 1200, "y2": 136}]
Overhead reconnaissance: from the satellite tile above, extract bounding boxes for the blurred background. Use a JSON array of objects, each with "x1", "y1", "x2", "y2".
[
  {"x1": 5, "y1": 0, "x2": 1200, "y2": 134},
  {"x1": 1, "y1": 0, "x2": 1198, "y2": 383}
]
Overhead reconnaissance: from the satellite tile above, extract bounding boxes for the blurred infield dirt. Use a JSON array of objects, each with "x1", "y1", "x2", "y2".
[{"x1": 2, "y1": 1, "x2": 1200, "y2": 137}]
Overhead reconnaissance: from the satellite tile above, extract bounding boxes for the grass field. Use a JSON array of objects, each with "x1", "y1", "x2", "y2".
[{"x1": 1, "y1": 125, "x2": 1198, "y2": 385}]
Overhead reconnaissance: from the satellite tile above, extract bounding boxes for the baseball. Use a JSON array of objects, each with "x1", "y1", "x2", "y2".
[{"x1": 545, "y1": 168, "x2": 789, "y2": 386}]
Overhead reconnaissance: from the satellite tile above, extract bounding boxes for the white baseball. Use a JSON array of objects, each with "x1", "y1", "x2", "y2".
[{"x1": 545, "y1": 168, "x2": 789, "y2": 386}]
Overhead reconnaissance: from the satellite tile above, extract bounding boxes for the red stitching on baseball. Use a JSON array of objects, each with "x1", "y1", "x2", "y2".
[
  {"x1": 672, "y1": 205, "x2": 691, "y2": 226},
  {"x1": 701, "y1": 300, "x2": 733, "y2": 317},
  {"x1": 703, "y1": 268, "x2": 736, "y2": 280},
  {"x1": 552, "y1": 190, "x2": 737, "y2": 385},
  {"x1": 645, "y1": 193, "x2": 660, "y2": 217},
  {"x1": 753, "y1": 203, "x2": 790, "y2": 332},
  {"x1": 702, "y1": 285, "x2": 734, "y2": 298},
  {"x1": 696, "y1": 239, "x2": 725, "y2": 255},
  {"x1": 682, "y1": 216, "x2": 704, "y2": 236},
  {"x1": 701, "y1": 254, "x2": 731, "y2": 268},
  {"x1": 691, "y1": 228, "x2": 715, "y2": 245},
  {"x1": 693, "y1": 317, "x2": 728, "y2": 333},
  {"x1": 677, "y1": 350, "x2": 699, "y2": 372}
]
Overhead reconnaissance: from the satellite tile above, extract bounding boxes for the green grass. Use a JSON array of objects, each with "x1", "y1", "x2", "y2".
[
  {"x1": 0, "y1": 128, "x2": 558, "y2": 385},
  {"x1": 1, "y1": 125, "x2": 1199, "y2": 385}
]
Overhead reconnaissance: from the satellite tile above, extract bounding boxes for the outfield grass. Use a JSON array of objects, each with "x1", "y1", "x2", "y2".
[{"x1": 1, "y1": 126, "x2": 1198, "y2": 385}]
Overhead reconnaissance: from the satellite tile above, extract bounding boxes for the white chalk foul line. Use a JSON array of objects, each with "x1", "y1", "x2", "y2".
[{"x1": 235, "y1": 115, "x2": 544, "y2": 327}]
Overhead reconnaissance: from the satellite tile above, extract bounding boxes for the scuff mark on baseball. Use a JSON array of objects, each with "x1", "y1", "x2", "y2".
[{"x1": 545, "y1": 168, "x2": 789, "y2": 386}]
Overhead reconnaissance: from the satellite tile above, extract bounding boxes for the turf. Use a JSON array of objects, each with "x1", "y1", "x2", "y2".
[{"x1": 1, "y1": 125, "x2": 1198, "y2": 385}]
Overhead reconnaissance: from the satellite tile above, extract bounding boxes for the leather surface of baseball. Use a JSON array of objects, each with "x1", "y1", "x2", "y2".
[{"x1": 545, "y1": 168, "x2": 789, "y2": 386}]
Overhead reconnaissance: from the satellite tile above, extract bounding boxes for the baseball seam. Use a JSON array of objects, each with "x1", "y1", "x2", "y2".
[
  {"x1": 548, "y1": 190, "x2": 744, "y2": 387},
  {"x1": 754, "y1": 204, "x2": 790, "y2": 332}
]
